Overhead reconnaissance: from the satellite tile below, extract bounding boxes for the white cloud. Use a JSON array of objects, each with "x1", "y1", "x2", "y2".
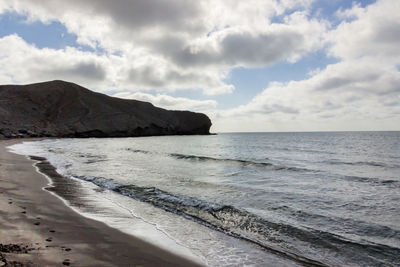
[
  {"x1": 0, "y1": 2, "x2": 8, "y2": 13},
  {"x1": 159, "y1": 12, "x2": 326, "y2": 69},
  {"x1": 329, "y1": 0, "x2": 400, "y2": 62},
  {"x1": 113, "y1": 92, "x2": 217, "y2": 112},
  {"x1": 213, "y1": 0, "x2": 400, "y2": 132},
  {"x1": 0, "y1": 0, "x2": 326, "y2": 95},
  {"x1": 0, "y1": 34, "x2": 233, "y2": 95},
  {"x1": 0, "y1": 34, "x2": 110, "y2": 88}
]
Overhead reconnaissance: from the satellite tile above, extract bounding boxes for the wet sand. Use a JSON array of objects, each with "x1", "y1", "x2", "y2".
[{"x1": 0, "y1": 139, "x2": 203, "y2": 266}]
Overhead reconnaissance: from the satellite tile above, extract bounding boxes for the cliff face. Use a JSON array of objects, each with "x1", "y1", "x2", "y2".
[{"x1": 0, "y1": 80, "x2": 212, "y2": 138}]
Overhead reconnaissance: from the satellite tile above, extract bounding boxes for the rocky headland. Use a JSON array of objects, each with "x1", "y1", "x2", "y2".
[{"x1": 0, "y1": 80, "x2": 212, "y2": 139}]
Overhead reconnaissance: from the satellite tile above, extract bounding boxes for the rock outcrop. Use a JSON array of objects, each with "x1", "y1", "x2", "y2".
[{"x1": 0, "y1": 80, "x2": 212, "y2": 138}]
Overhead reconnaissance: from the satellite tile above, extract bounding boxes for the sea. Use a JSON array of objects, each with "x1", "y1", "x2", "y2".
[{"x1": 9, "y1": 132, "x2": 400, "y2": 266}]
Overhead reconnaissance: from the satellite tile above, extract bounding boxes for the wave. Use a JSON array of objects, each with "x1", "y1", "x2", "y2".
[
  {"x1": 278, "y1": 146, "x2": 335, "y2": 155},
  {"x1": 126, "y1": 148, "x2": 311, "y2": 172},
  {"x1": 126, "y1": 148, "x2": 151, "y2": 154},
  {"x1": 73, "y1": 175, "x2": 324, "y2": 265},
  {"x1": 72, "y1": 174, "x2": 400, "y2": 266},
  {"x1": 272, "y1": 204, "x2": 400, "y2": 241},
  {"x1": 342, "y1": 175, "x2": 400, "y2": 187},
  {"x1": 325, "y1": 160, "x2": 397, "y2": 168},
  {"x1": 169, "y1": 153, "x2": 315, "y2": 172}
]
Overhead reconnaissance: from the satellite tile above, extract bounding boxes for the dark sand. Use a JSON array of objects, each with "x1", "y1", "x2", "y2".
[{"x1": 0, "y1": 139, "x2": 203, "y2": 266}]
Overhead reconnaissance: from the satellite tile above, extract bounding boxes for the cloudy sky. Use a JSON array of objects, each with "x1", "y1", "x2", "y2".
[{"x1": 0, "y1": 0, "x2": 399, "y2": 132}]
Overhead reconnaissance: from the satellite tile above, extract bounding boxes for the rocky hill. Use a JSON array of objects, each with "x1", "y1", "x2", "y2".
[{"x1": 0, "y1": 80, "x2": 211, "y2": 138}]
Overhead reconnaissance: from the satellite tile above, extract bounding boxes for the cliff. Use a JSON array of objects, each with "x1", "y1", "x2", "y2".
[{"x1": 0, "y1": 80, "x2": 212, "y2": 138}]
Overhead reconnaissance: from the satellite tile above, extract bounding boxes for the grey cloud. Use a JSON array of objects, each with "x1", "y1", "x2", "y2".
[
  {"x1": 91, "y1": 0, "x2": 203, "y2": 32},
  {"x1": 379, "y1": 78, "x2": 400, "y2": 95},
  {"x1": 259, "y1": 103, "x2": 299, "y2": 114},
  {"x1": 272, "y1": 104, "x2": 299, "y2": 114},
  {"x1": 35, "y1": 62, "x2": 106, "y2": 82},
  {"x1": 161, "y1": 30, "x2": 305, "y2": 68},
  {"x1": 149, "y1": 35, "x2": 216, "y2": 67},
  {"x1": 128, "y1": 67, "x2": 165, "y2": 87},
  {"x1": 372, "y1": 21, "x2": 400, "y2": 44},
  {"x1": 76, "y1": 1, "x2": 311, "y2": 69},
  {"x1": 128, "y1": 66, "x2": 216, "y2": 88},
  {"x1": 220, "y1": 31, "x2": 303, "y2": 66},
  {"x1": 345, "y1": 95, "x2": 362, "y2": 102},
  {"x1": 315, "y1": 72, "x2": 380, "y2": 91},
  {"x1": 383, "y1": 100, "x2": 400, "y2": 107},
  {"x1": 16, "y1": 0, "x2": 204, "y2": 33},
  {"x1": 316, "y1": 77, "x2": 353, "y2": 91},
  {"x1": 165, "y1": 71, "x2": 200, "y2": 84},
  {"x1": 322, "y1": 100, "x2": 343, "y2": 110},
  {"x1": 113, "y1": 91, "x2": 217, "y2": 111},
  {"x1": 319, "y1": 113, "x2": 336, "y2": 119}
]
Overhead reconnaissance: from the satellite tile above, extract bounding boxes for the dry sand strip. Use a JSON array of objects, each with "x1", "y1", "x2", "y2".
[{"x1": 0, "y1": 139, "x2": 203, "y2": 267}]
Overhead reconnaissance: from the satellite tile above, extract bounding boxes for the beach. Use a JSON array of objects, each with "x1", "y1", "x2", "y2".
[{"x1": 0, "y1": 139, "x2": 202, "y2": 267}]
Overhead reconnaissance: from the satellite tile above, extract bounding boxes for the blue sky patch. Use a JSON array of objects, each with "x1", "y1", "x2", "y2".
[
  {"x1": 0, "y1": 11, "x2": 101, "y2": 53},
  {"x1": 310, "y1": 0, "x2": 377, "y2": 26}
]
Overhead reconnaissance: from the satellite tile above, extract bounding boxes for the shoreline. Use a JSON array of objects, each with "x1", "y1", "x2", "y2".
[{"x1": 0, "y1": 139, "x2": 203, "y2": 266}]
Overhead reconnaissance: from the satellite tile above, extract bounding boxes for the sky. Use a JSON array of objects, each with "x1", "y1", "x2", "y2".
[{"x1": 0, "y1": 0, "x2": 399, "y2": 132}]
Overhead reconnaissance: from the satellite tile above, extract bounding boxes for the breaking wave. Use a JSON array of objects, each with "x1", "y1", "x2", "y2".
[
  {"x1": 127, "y1": 148, "x2": 312, "y2": 172},
  {"x1": 73, "y1": 174, "x2": 400, "y2": 266}
]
